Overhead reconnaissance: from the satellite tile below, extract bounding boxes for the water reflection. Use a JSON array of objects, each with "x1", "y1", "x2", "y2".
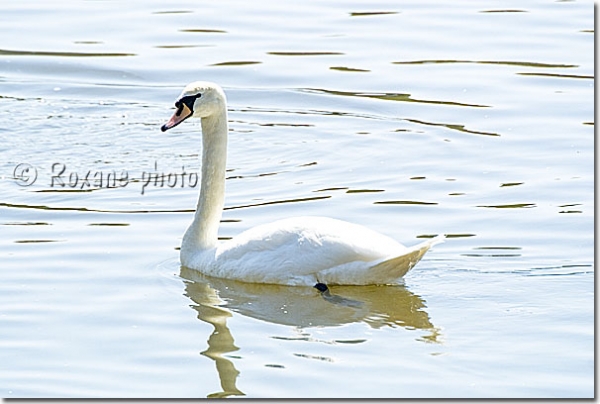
[
  {"x1": 180, "y1": 267, "x2": 440, "y2": 397},
  {"x1": 330, "y1": 66, "x2": 370, "y2": 72},
  {"x1": 268, "y1": 51, "x2": 344, "y2": 56},
  {"x1": 210, "y1": 61, "x2": 262, "y2": 67},
  {"x1": 516, "y1": 72, "x2": 593, "y2": 80},
  {"x1": 0, "y1": 48, "x2": 135, "y2": 57},
  {"x1": 309, "y1": 88, "x2": 489, "y2": 108},
  {"x1": 185, "y1": 281, "x2": 245, "y2": 398},
  {"x1": 349, "y1": 11, "x2": 399, "y2": 17},
  {"x1": 405, "y1": 118, "x2": 500, "y2": 137},
  {"x1": 392, "y1": 59, "x2": 577, "y2": 69}
]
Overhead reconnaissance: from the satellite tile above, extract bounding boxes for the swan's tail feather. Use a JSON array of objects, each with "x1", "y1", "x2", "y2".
[
  {"x1": 318, "y1": 235, "x2": 443, "y2": 286},
  {"x1": 367, "y1": 235, "x2": 444, "y2": 283}
]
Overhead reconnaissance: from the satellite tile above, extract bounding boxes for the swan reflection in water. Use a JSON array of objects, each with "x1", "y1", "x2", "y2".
[{"x1": 180, "y1": 266, "x2": 441, "y2": 398}]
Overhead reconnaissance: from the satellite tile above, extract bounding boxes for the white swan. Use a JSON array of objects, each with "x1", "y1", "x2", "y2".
[{"x1": 161, "y1": 81, "x2": 442, "y2": 286}]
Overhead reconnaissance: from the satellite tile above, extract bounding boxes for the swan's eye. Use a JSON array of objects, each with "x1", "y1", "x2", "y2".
[
  {"x1": 174, "y1": 101, "x2": 184, "y2": 116},
  {"x1": 176, "y1": 93, "x2": 202, "y2": 115}
]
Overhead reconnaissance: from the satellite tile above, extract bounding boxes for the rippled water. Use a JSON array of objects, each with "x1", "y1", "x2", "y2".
[{"x1": 0, "y1": 0, "x2": 594, "y2": 398}]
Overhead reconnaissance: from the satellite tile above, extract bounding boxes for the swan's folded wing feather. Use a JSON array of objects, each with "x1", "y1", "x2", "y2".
[
  {"x1": 368, "y1": 236, "x2": 442, "y2": 279},
  {"x1": 319, "y1": 235, "x2": 443, "y2": 285}
]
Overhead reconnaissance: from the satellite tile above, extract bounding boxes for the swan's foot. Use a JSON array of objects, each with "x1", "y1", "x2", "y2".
[
  {"x1": 313, "y1": 282, "x2": 365, "y2": 309},
  {"x1": 313, "y1": 282, "x2": 329, "y2": 293}
]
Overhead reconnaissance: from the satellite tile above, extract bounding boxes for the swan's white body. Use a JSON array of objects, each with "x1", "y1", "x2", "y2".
[{"x1": 162, "y1": 82, "x2": 441, "y2": 286}]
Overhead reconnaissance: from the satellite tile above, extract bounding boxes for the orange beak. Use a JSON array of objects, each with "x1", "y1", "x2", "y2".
[{"x1": 161, "y1": 103, "x2": 193, "y2": 132}]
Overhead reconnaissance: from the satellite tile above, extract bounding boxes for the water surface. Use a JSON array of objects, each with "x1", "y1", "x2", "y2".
[{"x1": 0, "y1": 0, "x2": 593, "y2": 398}]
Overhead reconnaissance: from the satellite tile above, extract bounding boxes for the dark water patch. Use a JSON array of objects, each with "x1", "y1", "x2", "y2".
[
  {"x1": 330, "y1": 66, "x2": 370, "y2": 72},
  {"x1": 479, "y1": 9, "x2": 527, "y2": 13},
  {"x1": 558, "y1": 202, "x2": 583, "y2": 212},
  {"x1": 268, "y1": 51, "x2": 344, "y2": 56},
  {"x1": 0, "y1": 95, "x2": 28, "y2": 101},
  {"x1": 525, "y1": 271, "x2": 593, "y2": 277},
  {"x1": 406, "y1": 119, "x2": 500, "y2": 137},
  {"x1": 349, "y1": 11, "x2": 399, "y2": 17},
  {"x1": 152, "y1": 10, "x2": 193, "y2": 14},
  {"x1": 179, "y1": 28, "x2": 227, "y2": 33},
  {"x1": 526, "y1": 264, "x2": 593, "y2": 277},
  {"x1": 0, "y1": 202, "x2": 194, "y2": 214},
  {"x1": 155, "y1": 44, "x2": 210, "y2": 49},
  {"x1": 417, "y1": 233, "x2": 475, "y2": 239},
  {"x1": 293, "y1": 353, "x2": 334, "y2": 362},
  {"x1": 35, "y1": 189, "x2": 96, "y2": 193},
  {"x1": 393, "y1": 59, "x2": 577, "y2": 69},
  {"x1": 224, "y1": 196, "x2": 332, "y2": 211},
  {"x1": 311, "y1": 88, "x2": 489, "y2": 108},
  {"x1": 334, "y1": 339, "x2": 367, "y2": 344},
  {"x1": 14, "y1": 239, "x2": 64, "y2": 244},
  {"x1": 3, "y1": 221, "x2": 50, "y2": 226},
  {"x1": 235, "y1": 105, "x2": 388, "y2": 122},
  {"x1": 500, "y1": 182, "x2": 524, "y2": 187},
  {"x1": 272, "y1": 336, "x2": 310, "y2": 342},
  {"x1": 466, "y1": 246, "x2": 522, "y2": 258},
  {"x1": 314, "y1": 187, "x2": 348, "y2": 192},
  {"x1": 226, "y1": 170, "x2": 284, "y2": 180},
  {"x1": 257, "y1": 122, "x2": 314, "y2": 127},
  {"x1": 531, "y1": 264, "x2": 592, "y2": 270},
  {"x1": 417, "y1": 234, "x2": 440, "y2": 239},
  {"x1": 210, "y1": 61, "x2": 262, "y2": 66},
  {"x1": 88, "y1": 223, "x2": 130, "y2": 227},
  {"x1": 517, "y1": 72, "x2": 594, "y2": 80},
  {"x1": 462, "y1": 253, "x2": 521, "y2": 257},
  {"x1": 375, "y1": 200, "x2": 438, "y2": 206},
  {"x1": 477, "y1": 203, "x2": 536, "y2": 209},
  {"x1": 346, "y1": 189, "x2": 384, "y2": 194},
  {"x1": 0, "y1": 48, "x2": 135, "y2": 57}
]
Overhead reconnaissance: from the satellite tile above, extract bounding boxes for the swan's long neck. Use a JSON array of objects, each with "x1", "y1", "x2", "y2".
[{"x1": 186, "y1": 109, "x2": 228, "y2": 251}]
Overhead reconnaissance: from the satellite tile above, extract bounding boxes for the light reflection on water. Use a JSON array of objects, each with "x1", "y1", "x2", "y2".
[
  {"x1": 181, "y1": 267, "x2": 441, "y2": 398},
  {"x1": 0, "y1": 0, "x2": 593, "y2": 398}
]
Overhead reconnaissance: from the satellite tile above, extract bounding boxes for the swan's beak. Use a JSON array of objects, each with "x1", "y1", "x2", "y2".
[{"x1": 161, "y1": 103, "x2": 193, "y2": 132}]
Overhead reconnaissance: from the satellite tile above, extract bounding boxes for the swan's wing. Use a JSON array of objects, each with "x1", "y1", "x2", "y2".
[
  {"x1": 212, "y1": 216, "x2": 407, "y2": 284},
  {"x1": 368, "y1": 235, "x2": 443, "y2": 278},
  {"x1": 319, "y1": 235, "x2": 444, "y2": 285}
]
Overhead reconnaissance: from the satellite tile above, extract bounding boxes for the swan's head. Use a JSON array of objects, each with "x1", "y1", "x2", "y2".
[{"x1": 161, "y1": 81, "x2": 226, "y2": 132}]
